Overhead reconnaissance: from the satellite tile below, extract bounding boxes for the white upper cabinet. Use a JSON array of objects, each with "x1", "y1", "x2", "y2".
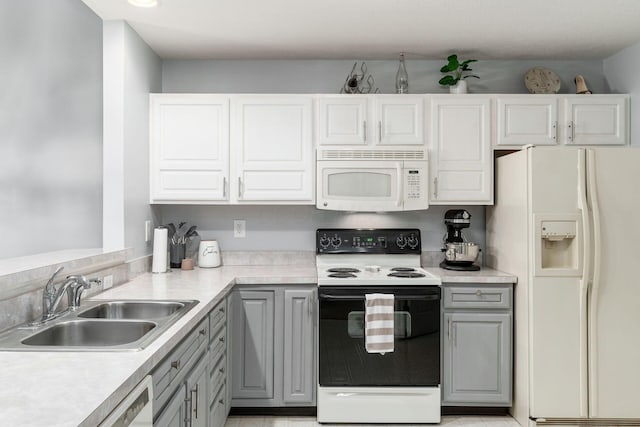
[
  {"x1": 494, "y1": 94, "x2": 628, "y2": 148},
  {"x1": 150, "y1": 94, "x2": 314, "y2": 204},
  {"x1": 150, "y1": 94, "x2": 230, "y2": 203},
  {"x1": 231, "y1": 96, "x2": 314, "y2": 202},
  {"x1": 564, "y1": 95, "x2": 628, "y2": 145},
  {"x1": 429, "y1": 95, "x2": 493, "y2": 205},
  {"x1": 496, "y1": 96, "x2": 559, "y2": 147},
  {"x1": 317, "y1": 95, "x2": 424, "y2": 146},
  {"x1": 317, "y1": 97, "x2": 368, "y2": 145}
]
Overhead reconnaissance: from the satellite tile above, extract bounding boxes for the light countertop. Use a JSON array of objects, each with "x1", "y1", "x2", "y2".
[{"x1": 0, "y1": 264, "x2": 514, "y2": 426}]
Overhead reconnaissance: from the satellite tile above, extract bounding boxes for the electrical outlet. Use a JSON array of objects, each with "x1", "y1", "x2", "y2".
[
  {"x1": 103, "y1": 275, "x2": 113, "y2": 290},
  {"x1": 145, "y1": 220, "x2": 152, "y2": 242},
  {"x1": 234, "y1": 220, "x2": 246, "y2": 238}
]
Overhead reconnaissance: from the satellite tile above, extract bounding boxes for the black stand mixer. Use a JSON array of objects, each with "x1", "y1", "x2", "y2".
[{"x1": 440, "y1": 209, "x2": 481, "y2": 271}]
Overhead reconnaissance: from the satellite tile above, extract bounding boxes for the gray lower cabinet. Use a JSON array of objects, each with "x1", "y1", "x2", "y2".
[
  {"x1": 283, "y1": 289, "x2": 315, "y2": 403},
  {"x1": 155, "y1": 384, "x2": 188, "y2": 427},
  {"x1": 153, "y1": 316, "x2": 209, "y2": 426},
  {"x1": 208, "y1": 298, "x2": 228, "y2": 427},
  {"x1": 232, "y1": 289, "x2": 276, "y2": 400},
  {"x1": 186, "y1": 354, "x2": 209, "y2": 427},
  {"x1": 231, "y1": 286, "x2": 316, "y2": 407},
  {"x1": 441, "y1": 284, "x2": 513, "y2": 406},
  {"x1": 154, "y1": 299, "x2": 229, "y2": 427}
]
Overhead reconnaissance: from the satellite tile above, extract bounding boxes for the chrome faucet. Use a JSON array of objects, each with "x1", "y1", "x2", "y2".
[{"x1": 39, "y1": 267, "x2": 101, "y2": 323}]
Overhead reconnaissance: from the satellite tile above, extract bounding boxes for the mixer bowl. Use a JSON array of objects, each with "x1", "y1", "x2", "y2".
[{"x1": 445, "y1": 242, "x2": 480, "y2": 263}]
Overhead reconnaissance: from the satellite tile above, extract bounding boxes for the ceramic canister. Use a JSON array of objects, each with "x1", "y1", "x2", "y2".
[{"x1": 199, "y1": 240, "x2": 221, "y2": 268}]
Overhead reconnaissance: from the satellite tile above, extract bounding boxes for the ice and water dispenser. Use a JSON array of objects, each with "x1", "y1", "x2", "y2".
[{"x1": 535, "y1": 215, "x2": 581, "y2": 276}]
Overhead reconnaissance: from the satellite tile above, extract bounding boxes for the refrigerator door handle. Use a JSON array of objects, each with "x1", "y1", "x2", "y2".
[
  {"x1": 576, "y1": 148, "x2": 590, "y2": 418},
  {"x1": 586, "y1": 148, "x2": 602, "y2": 417}
]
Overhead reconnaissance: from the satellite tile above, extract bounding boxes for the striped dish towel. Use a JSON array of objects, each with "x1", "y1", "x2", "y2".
[{"x1": 365, "y1": 293, "x2": 394, "y2": 354}]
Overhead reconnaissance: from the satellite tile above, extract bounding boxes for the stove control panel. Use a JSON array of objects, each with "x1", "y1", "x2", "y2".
[{"x1": 316, "y1": 228, "x2": 421, "y2": 254}]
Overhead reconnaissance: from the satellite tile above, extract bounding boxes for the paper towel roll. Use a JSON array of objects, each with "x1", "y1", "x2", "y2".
[{"x1": 152, "y1": 227, "x2": 169, "y2": 273}]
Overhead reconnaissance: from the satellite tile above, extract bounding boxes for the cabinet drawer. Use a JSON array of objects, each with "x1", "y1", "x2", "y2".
[
  {"x1": 210, "y1": 324, "x2": 226, "y2": 363},
  {"x1": 209, "y1": 300, "x2": 226, "y2": 339},
  {"x1": 209, "y1": 354, "x2": 226, "y2": 399},
  {"x1": 152, "y1": 317, "x2": 209, "y2": 413},
  {"x1": 209, "y1": 382, "x2": 227, "y2": 427},
  {"x1": 443, "y1": 286, "x2": 512, "y2": 309}
]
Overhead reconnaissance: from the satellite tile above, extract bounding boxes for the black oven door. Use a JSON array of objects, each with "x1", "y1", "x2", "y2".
[{"x1": 318, "y1": 285, "x2": 441, "y2": 387}]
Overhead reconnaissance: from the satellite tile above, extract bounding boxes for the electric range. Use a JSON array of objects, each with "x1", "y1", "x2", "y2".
[{"x1": 316, "y1": 228, "x2": 442, "y2": 424}]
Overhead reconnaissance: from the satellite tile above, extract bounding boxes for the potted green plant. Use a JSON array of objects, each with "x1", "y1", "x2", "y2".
[{"x1": 438, "y1": 54, "x2": 479, "y2": 93}]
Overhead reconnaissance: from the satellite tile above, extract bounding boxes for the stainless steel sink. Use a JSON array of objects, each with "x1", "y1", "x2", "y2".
[
  {"x1": 77, "y1": 301, "x2": 186, "y2": 320},
  {"x1": 0, "y1": 299, "x2": 198, "y2": 351},
  {"x1": 22, "y1": 320, "x2": 156, "y2": 347}
]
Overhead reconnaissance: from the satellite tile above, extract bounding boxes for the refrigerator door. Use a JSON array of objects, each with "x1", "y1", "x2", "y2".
[
  {"x1": 587, "y1": 148, "x2": 640, "y2": 418},
  {"x1": 529, "y1": 147, "x2": 588, "y2": 418}
]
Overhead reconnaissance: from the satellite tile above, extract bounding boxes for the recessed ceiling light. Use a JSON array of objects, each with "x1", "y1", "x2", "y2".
[{"x1": 128, "y1": 0, "x2": 158, "y2": 7}]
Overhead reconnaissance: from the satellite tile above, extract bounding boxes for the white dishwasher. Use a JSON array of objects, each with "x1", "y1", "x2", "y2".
[{"x1": 99, "y1": 375, "x2": 153, "y2": 427}]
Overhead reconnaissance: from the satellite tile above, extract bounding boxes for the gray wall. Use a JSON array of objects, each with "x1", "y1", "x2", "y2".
[
  {"x1": 103, "y1": 21, "x2": 162, "y2": 261},
  {"x1": 162, "y1": 59, "x2": 606, "y2": 94},
  {"x1": 0, "y1": 0, "x2": 103, "y2": 258},
  {"x1": 159, "y1": 205, "x2": 485, "y2": 252},
  {"x1": 604, "y1": 40, "x2": 640, "y2": 147}
]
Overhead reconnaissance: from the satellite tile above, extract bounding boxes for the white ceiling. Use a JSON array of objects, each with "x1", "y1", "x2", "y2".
[{"x1": 80, "y1": 0, "x2": 640, "y2": 60}]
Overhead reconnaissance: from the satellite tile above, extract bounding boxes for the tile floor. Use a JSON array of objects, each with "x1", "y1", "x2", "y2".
[{"x1": 225, "y1": 415, "x2": 522, "y2": 427}]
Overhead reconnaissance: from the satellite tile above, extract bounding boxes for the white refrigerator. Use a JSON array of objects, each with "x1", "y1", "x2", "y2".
[{"x1": 486, "y1": 146, "x2": 640, "y2": 427}]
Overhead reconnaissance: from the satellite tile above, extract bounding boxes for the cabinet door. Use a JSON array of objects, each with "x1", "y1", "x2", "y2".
[
  {"x1": 317, "y1": 96, "x2": 368, "y2": 145},
  {"x1": 232, "y1": 96, "x2": 314, "y2": 202},
  {"x1": 495, "y1": 96, "x2": 559, "y2": 147},
  {"x1": 283, "y1": 289, "x2": 315, "y2": 404},
  {"x1": 442, "y1": 312, "x2": 512, "y2": 406},
  {"x1": 155, "y1": 384, "x2": 187, "y2": 427},
  {"x1": 231, "y1": 290, "x2": 275, "y2": 399},
  {"x1": 150, "y1": 94, "x2": 229, "y2": 202},
  {"x1": 564, "y1": 96, "x2": 628, "y2": 145},
  {"x1": 430, "y1": 96, "x2": 492, "y2": 204},
  {"x1": 375, "y1": 96, "x2": 424, "y2": 146},
  {"x1": 186, "y1": 355, "x2": 208, "y2": 427}
]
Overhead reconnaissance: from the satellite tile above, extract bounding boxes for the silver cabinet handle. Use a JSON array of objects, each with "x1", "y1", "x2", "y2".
[
  {"x1": 219, "y1": 367, "x2": 225, "y2": 374},
  {"x1": 198, "y1": 328, "x2": 206, "y2": 336},
  {"x1": 223, "y1": 177, "x2": 227, "y2": 198},
  {"x1": 238, "y1": 177, "x2": 242, "y2": 198},
  {"x1": 447, "y1": 318, "x2": 451, "y2": 340},
  {"x1": 191, "y1": 384, "x2": 199, "y2": 419},
  {"x1": 171, "y1": 359, "x2": 180, "y2": 370},
  {"x1": 568, "y1": 121, "x2": 574, "y2": 143},
  {"x1": 552, "y1": 121, "x2": 558, "y2": 141},
  {"x1": 433, "y1": 177, "x2": 438, "y2": 199},
  {"x1": 219, "y1": 336, "x2": 225, "y2": 343},
  {"x1": 363, "y1": 121, "x2": 367, "y2": 142},
  {"x1": 378, "y1": 121, "x2": 382, "y2": 142}
]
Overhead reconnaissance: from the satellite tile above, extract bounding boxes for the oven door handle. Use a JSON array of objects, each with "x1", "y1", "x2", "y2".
[{"x1": 319, "y1": 294, "x2": 440, "y2": 301}]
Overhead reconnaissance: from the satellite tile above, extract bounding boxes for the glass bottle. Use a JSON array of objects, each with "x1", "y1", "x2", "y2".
[{"x1": 395, "y1": 53, "x2": 409, "y2": 94}]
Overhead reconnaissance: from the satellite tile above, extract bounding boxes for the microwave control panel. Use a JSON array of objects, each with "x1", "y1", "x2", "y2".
[
  {"x1": 406, "y1": 169, "x2": 422, "y2": 199},
  {"x1": 403, "y1": 161, "x2": 429, "y2": 210}
]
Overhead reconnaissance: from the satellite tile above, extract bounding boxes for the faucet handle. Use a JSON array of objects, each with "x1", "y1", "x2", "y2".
[{"x1": 67, "y1": 276, "x2": 100, "y2": 309}]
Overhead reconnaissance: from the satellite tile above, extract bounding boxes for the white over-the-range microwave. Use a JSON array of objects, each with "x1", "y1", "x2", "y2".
[{"x1": 316, "y1": 149, "x2": 429, "y2": 212}]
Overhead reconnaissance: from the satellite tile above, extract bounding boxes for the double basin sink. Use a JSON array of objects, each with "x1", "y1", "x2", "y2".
[{"x1": 0, "y1": 300, "x2": 198, "y2": 351}]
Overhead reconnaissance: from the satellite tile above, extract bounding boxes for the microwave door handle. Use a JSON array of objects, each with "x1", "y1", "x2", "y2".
[{"x1": 395, "y1": 164, "x2": 403, "y2": 207}]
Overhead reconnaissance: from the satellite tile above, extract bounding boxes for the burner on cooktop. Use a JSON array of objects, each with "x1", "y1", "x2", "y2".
[
  {"x1": 328, "y1": 273, "x2": 357, "y2": 278},
  {"x1": 390, "y1": 267, "x2": 416, "y2": 272},
  {"x1": 328, "y1": 267, "x2": 361, "y2": 273},
  {"x1": 388, "y1": 272, "x2": 426, "y2": 278}
]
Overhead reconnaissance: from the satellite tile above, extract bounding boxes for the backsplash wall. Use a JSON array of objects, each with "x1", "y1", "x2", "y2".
[{"x1": 158, "y1": 205, "x2": 485, "y2": 252}]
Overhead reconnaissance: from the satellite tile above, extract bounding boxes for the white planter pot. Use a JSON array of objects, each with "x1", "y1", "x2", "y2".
[{"x1": 449, "y1": 80, "x2": 468, "y2": 94}]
